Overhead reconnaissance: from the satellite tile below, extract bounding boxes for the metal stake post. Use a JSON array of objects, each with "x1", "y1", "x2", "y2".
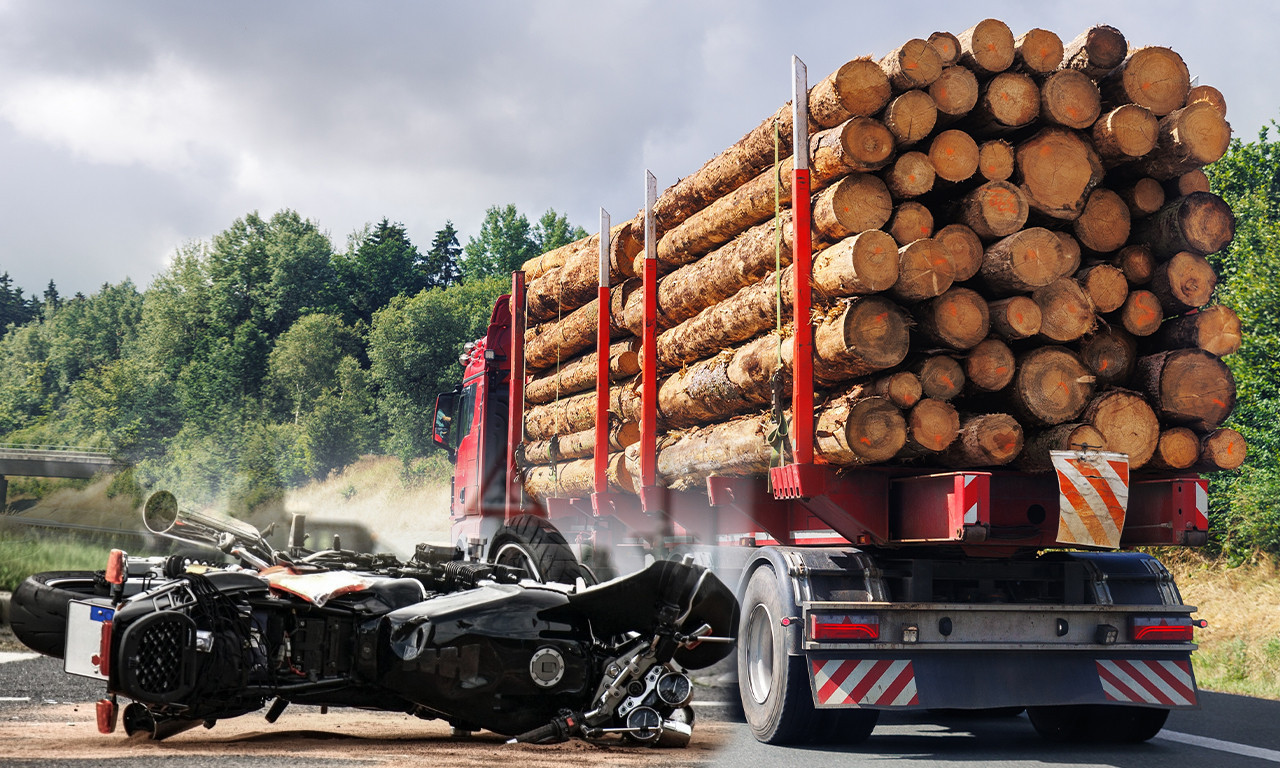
[
  {"x1": 640, "y1": 171, "x2": 662, "y2": 514},
  {"x1": 791, "y1": 56, "x2": 815, "y2": 465},
  {"x1": 505, "y1": 271, "x2": 527, "y2": 521},
  {"x1": 593, "y1": 209, "x2": 612, "y2": 495}
]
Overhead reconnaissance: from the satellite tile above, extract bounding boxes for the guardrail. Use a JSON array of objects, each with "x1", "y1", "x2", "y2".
[{"x1": 0, "y1": 444, "x2": 120, "y2": 463}]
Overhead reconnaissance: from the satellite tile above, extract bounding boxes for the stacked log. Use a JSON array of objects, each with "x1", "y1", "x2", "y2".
[{"x1": 515, "y1": 19, "x2": 1243, "y2": 502}]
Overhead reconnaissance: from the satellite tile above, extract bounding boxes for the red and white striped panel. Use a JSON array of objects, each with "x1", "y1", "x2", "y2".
[
  {"x1": 811, "y1": 659, "x2": 919, "y2": 707},
  {"x1": 1097, "y1": 659, "x2": 1196, "y2": 707},
  {"x1": 1052, "y1": 450, "x2": 1129, "y2": 550}
]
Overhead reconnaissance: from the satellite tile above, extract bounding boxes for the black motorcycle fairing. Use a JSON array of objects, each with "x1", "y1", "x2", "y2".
[
  {"x1": 567, "y1": 560, "x2": 739, "y2": 669},
  {"x1": 377, "y1": 582, "x2": 594, "y2": 736}
]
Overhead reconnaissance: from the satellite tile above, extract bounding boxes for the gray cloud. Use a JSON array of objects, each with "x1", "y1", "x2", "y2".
[{"x1": 0, "y1": 0, "x2": 1275, "y2": 297}]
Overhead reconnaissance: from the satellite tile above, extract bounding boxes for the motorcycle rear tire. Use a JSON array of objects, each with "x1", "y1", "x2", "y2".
[
  {"x1": 10, "y1": 571, "x2": 105, "y2": 658},
  {"x1": 489, "y1": 515, "x2": 583, "y2": 585}
]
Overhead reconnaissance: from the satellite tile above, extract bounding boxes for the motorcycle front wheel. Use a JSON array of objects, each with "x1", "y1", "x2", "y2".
[
  {"x1": 489, "y1": 514, "x2": 585, "y2": 585},
  {"x1": 10, "y1": 571, "x2": 106, "y2": 658}
]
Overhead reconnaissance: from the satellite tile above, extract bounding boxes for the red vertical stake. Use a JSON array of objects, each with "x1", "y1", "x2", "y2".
[
  {"x1": 791, "y1": 56, "x2": 814, "y2": 465},
  {"x1": 506, "y1": 271, "x2": 527, "y2": 521},
  {"x1": 641, "y1": 172, "x2": 658, "y2": 497},
  {"x1": 593, "y1": 210, "x2": 612, "y2": 495}
]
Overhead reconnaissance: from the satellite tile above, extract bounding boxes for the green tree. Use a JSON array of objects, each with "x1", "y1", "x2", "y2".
[
  {"x1": 338, "y1": 218, "x2": 429, "y2": 324},
  {"x1": 1205, "y1": 121, "x2": 1280, "y2": 555},
  {"x1": 462, "y1": 204, "x2": 538, "y2": 281},
  {"x1": 0, "y1": 273, "x2": 37, "y2": 332},
  {"x1": 424, "y1": 221, "x2": 464, "y2": 289},
  {"x1": 267, "y1": 313, "x2": 360, "y2": 422},
  {"x1": 534, "y1": 208, "x2": 587, "y2": 252}
]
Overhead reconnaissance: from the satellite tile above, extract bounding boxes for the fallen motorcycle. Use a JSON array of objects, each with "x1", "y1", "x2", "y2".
[{"x1": 10, "y1": 491, "x2": 738, "y2": 746}]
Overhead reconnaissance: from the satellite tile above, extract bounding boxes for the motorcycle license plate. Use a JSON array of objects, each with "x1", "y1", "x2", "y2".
[{"x1": 64, "y1": 600, "x2": 114, "y2": 680}]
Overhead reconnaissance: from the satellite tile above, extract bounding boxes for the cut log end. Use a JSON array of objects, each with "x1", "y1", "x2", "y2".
[
  {"x1": 1034, "y1": 277, "x2": 1096, "y2": 343},
  {"x1": 1083, "y1": 389, "x2": 1160, "y2": 468},
  {"x1": 889, "y1": 202, "x2": 936, "y2": 247},
  {"x1": 1103, "y1": 46, "x2": 1190, "y2": 117},
  {"x1": 964, "y1": 337, "x2": 1016, "y2": 392},
  {"x1": 1078, "y1": 327, "x2": 1137, "y2": 387},
  {"x1": 882, "y1": 90, "x2": 938, "y2": 146},
  {"x1": 1137, "y1": 349, "x2": 1236, "y2": 432},
  {"x1": 1118, "y1": 290, "x2": 1163, "y2": 337},
  {"x1": 885, "y1": 151, "x2": 937, "y2": 198},
  {"x1": 1073, "y1": 187, "x2": 1132, "y2": 254},
  {"x1": 1156, "y1": 304, "x2": 1242, "y2": 357},
  {"x1": 918, "y1": 287, "x2": 990, "y2": 350},
  {"x1": 915, "y1": 355, "x2": 966, "y2": 401},
  {"x1": 927, "y1": 31, "x2": 961, "y2": 66},
  {"x1": 981, "y1": 227, "x2": 1066, "y2": 295},
  {"x1": 1077, "y1": 264, "x2": 1129, "y2": 314},
  {"x1": 1061, "y1": 25, "x2": 1127, "y2": 78},
  {"x1": 880, "y1": 39, "x2": 944, "y2": 91},
  {"x1": 814, "y1": 174, "x2": 893, "y2": 240},
  {"x1": 1015, "y1": 128, "x2": 1105, "y2": 220},
  {"x1": 960, "y1": 180, "x2": 1029, "y2": 240},
  {"x1": 929, "y1": 66, "x2": 980, "y2": 118},
  {"x1": 1015, "y1": 28, "x2": 1064, "y2": 74},
  {"x1": 989, "y1": 295, "x2": 1043, "y2": 340},
  {"x1": 907, "y1": 398, "x2": 961, "y2": 452},
  {"x1": 1014, "y1": 346, "x2": 1095, "y2": 426},
  {"x1": 1199, "y1": 428, "x2": 1246, "y2": 471},
  {"x1": 929, "y1": 129, "x2": 980, "y2": 183},
  {"x1": 814, "y1": 229, "x2": 901, "y2": 296},
  {"x1": 958, "y1": 19, "x2": 1016, "y2": 75},
  {"x1": 1149, "y1": 427, "x2": 1201, "y2": 471},
  {"x1": 893, "y1": 237, "x2": 954, "y2": 303},
  {"x1": 978, "y1": 139, "x2": 1015, "y2": 182},
  {"x1": 1040, "y1": 70, "x2": 1101, "y2": 130},
  {"x1": 935, "y1": 223, "x2": 983, "y2": 281},
  {"x1": 943, "y1": 413, "x2": 1024, "y2": 467}
]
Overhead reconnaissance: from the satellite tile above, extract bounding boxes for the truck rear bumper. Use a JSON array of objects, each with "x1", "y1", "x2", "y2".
[{"x1": 807, "y1": 650, "x2": 1197, "y2": 711}]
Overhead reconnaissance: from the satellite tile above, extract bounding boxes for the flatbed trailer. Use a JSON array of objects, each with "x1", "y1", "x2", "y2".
[{"x1": 429, "y1": 58, "x2": 1208, "y2": 745}]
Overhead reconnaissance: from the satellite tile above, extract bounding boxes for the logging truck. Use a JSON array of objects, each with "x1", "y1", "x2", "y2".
[{"x1": 430, "y1": 20, "x2": 1239, "y2": 746}]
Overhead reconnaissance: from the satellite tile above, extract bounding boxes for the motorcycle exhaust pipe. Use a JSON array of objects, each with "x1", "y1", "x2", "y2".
[
  {"x1": 144, "y1": 491, "x2": 271, "y2": 552},
  {"x1": 122, "y1": 702, "x2": 205, "y2": 741}
]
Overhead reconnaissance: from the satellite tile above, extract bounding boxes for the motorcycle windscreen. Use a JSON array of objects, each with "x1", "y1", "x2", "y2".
[{"x1": 568, "y1": 560, "x2": 739, "y2": 669}]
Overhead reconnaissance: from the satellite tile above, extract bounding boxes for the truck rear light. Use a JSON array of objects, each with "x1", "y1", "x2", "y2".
[
  {"x1": 105, "y1": 549, "x2": 127, "y2": 585},
  {"x1": 810, "y1": 613, "x2": 880, "y2": 641},
  {"x1": 1131, "y1": 617, "x2": 1194, "y2": 643}
]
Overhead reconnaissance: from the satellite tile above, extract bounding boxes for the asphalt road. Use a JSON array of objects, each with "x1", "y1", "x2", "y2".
[{"x1": 2, "y1": 644, "x2": 1277, "y2": 768}]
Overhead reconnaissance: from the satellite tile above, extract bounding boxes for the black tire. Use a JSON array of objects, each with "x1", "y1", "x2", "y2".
[
  {"x1": 737, "y1": 564, "x2": 877, "y2": 744},
  {"x1": 9, "y1": 571, "x2": 105, "y2": 658},
  {"x1": 1028, "y1": 704, "x2": 1168, "y2": 743},
  {"x1": 489, "y1": 515, "x2": 583, "y2": 585}
]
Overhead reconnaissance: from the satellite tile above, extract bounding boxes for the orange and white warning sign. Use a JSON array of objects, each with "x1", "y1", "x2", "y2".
[{"x1": 1051, "y1": 449, "x2": 1129, "y2": 549}]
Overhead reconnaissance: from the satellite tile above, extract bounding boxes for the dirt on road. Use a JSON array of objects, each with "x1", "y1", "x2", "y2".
[{"x1": 0, "y1": 703, "x2": 731, "y2": 767}]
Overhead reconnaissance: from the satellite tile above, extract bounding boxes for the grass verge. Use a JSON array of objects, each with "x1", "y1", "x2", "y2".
[{"x1": 0, "y1": 531, "x2": 109, "y2": 592}]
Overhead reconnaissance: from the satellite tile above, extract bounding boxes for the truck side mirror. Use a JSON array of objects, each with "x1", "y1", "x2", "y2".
[{"x1": 432, "y1": 391, "x2": 459, "y2": 459}]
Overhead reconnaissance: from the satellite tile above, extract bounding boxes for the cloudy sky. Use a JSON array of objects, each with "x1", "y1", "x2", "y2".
[{"x1": 0, "y1": 0, "x2": 1275, "y2": 297}]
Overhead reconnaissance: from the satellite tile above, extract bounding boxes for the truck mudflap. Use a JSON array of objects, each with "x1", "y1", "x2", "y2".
[{"x1": 807, "y1": 651, "x2": 1197, "y2": 710}]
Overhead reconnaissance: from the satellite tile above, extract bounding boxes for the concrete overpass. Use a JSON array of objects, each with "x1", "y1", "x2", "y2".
[{"x1": 0, "y1": 444, "x2": 128, "y2": 509}]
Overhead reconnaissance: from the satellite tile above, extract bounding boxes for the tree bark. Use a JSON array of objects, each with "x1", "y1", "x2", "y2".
[
  {"x1": 656, "y1": 117, "x2": 895, "y2": 267},
  {"x1": 935, "y1": 223, "x2": 984, "y2": 281},
  {"x1": 1016, "y1": 423, "x2": 1107, "y2": 472},
  {"x1": 1060, "y1": 25, "x2": 1127, "y2": 79},
  {"x1": 1149, "y1": 251, "x2": 1218, "y2": 313},
  {"x1": 524, "y1": 221, "x2": 641, "y2": 318},
  {"x1": 525, "y1": 279, "x2": 637, "y2": 372},
  {"x1": 1054, "y1": 232, "x2": 1082, "y2": 279},
  {"x1": 1034, "y1": 277, "x2": 1096, "y2": 343},
  {"x1": 881, "y1": 90, "x2": 938, "y2": 146},
  {"x1": 1134, "y1": 349, "x2": 1236, "y2": 432},
  {"x1": 1014, "y1": 128, "x2": 1105, "y2": 220},
  {"x1": 813, "y1": 174, "x2": 893, "y2": 242},
  {"x1": 1078, "y1": 327, "x2": 1137, "y2": 387},
  {"x1": 957, "y1": 181, "x2": 1028, "y2": 239},
  {"x1": 1092, "y1": 105, "x2": 1159, "y2": 167},
  {"x1": 1196, "y1": 428, "x2": 1246, "y2": 471},
  {"x1": 1072, "y1": 188, "x2": 1131, "y2": 254},
  {"x1": 888, "y1": 202, "x2": 935, "y2": 246},
  {"x1": 1015, "y1": 28, "x2": 1064, "y2": 74},
  {"x1": 809, "y1": 58, "x2": 894, "y2": 128},
  {"x1": 988, "y1": 295, "x2": 1042, "y2": 340},
  {"x1": 1138, "y1": 101, "x2": 1233, "y2": 180},
  {"x1": 523, "y1": 453, "x2": 635, "y2": 500},
  {"x1": 524, "y1": 382, "x2": 639, "y2": 442},
  {"x1": 979, "y1": 227, "x2": 1066, "y2": 295},
  {"x1": 963, "y1": 337, "x2": 1016, "y2": 392},
  {"x1": 1076, "y1": 264, "x2": 1129, "y2": 314},
  {"x1": 941, "y1": 413, "x2": 1023, "y2": 467},
  {"x1": 884, "y1": 151, "x2": 936, "y2": 198},
  {"x1": 1118, "y1": 177, "x2": 1166, "y2": 217},
  {"x1": 929, "y1": 66, "x2": 980, "y2": 120},
  {"x1": 879, "y1": 39, "x2": 944, "y2": 91},
  {"x1": 892, "y1": 237, "x2": 953, "y2": 302},
  {"x1": 1081, "y1": 389, "x2": 1160, "y2": 468},
  {"x1": 1146, "y1": 427, "x2": 1201, "y2": 471},
  {"x1": 1100, "y1": 47, "x2": 1190, "y2": 117},
  {"x1": 978, "y1": 139, "x2": 1015, "y2": 181},
  {"x1": 525, "y1": 339, "x2": 641, "y2": 405},
  {"x1": 1133, "y1": 192, "x2": 1235, "y2": 257},
  {"x1": 1117, "y1": 289, "x2": 1163, "y2": 337},
  {"x1": 914, "y1": 354, "x2": 965, "y2": 400},
  {"x1": 518, "y1": 420, "x2": 640, "y2": 465},
  {"x1": 1155, "y1": 305, "x2": 1241, "y2": 357},
  {"x1": 957, "y1": 19, "x2": 1016, "y2": 76},
  {"x1": 1039, "y1": 70, "x2": 1101, "y2": 130}
]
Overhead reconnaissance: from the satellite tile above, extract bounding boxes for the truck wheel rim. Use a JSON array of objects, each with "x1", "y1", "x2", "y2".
[{"x1": 745, "y1": 603, "x2": 774, "y2": 704}]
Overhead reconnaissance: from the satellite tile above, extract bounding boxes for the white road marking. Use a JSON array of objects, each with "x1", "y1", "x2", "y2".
[
  {"x1": 0, "y1": 697, "x2": 30, "y2": 702},
  {"x1": 0, "y1": 651, "x2": 39, "y2": 664},
  {"x1": 1157, "y1": 730, "x2": 1280, "y2": 763}
]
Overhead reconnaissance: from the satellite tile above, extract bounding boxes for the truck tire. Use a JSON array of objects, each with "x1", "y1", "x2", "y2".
[
  {"x1": 489, "y1": 515, "x2": 583, "y2": 585},
  {"x1": 1028, "y1": 704, "x2": 1168, "y2": 743},
  {"x1": 9, "y1": 571, "x2": 105, "y2": 659},
  {"x1": 738, "y1": 564, "x2": 878, "y2": 744}
]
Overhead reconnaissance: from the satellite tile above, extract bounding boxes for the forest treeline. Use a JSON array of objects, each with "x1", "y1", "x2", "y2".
[
  {"x1": 0, "y1": 204, "x2": 584, "y2": 511},
  {"x1": 3, "y1": 127, "x2": 1280, "y2": 556}
]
